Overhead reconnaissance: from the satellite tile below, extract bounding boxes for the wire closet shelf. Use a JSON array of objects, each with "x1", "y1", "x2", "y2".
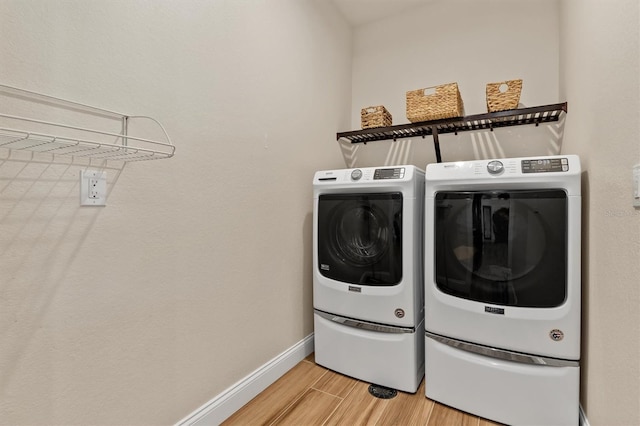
[{"x1": 0, "y1": 84, "x2": 175, "y2": 162}]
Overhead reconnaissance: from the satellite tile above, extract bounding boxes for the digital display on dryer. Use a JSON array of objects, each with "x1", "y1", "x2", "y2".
[
  {"x1": 374, "y1": 168, "x2": 405, "y2": 179},
  {"x1": 522, "y1": 158, "x2": 569, "y2": 173}
]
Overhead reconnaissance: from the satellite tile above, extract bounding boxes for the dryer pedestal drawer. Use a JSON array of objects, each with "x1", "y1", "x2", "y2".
[
  {"x1": 425, "y1": 336, "x2": 579, "y2": 426},
  {"x1": 314, "y1": 313, "x2": 424, "y2": 393}
]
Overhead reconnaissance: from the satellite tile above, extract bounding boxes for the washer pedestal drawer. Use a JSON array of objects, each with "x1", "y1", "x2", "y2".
[
  {"x1": 314, "y1": 313, "x2": 424, "y2": 393},
  {"x1": 425, "y1": 336, "x2": 579, "y2": 426}
]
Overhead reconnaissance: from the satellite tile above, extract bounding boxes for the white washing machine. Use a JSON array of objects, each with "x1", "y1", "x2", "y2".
[
  {"x1": 424, "y1": 155, "x2": 581, "y2": 425},
  {"x1": 313, "y1": 165, "x2": 425, "y2": 393}
]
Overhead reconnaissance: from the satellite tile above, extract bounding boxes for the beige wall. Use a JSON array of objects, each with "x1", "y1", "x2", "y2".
[
  {"x1": 348, "y1": 0, "x2": 640, "y2": 424},
  {"x1": 347, "y1": 0, "x2": 562, "y2": 168},
  {"x1": 0, "y1": 1, "x2": 350, "y2": 424},
  {"x1": 2, "y1": 1, "x2": 638, "y2": 424},
  {"x1": 560, "y1": 0, "x2": 640, "y2": 425}
]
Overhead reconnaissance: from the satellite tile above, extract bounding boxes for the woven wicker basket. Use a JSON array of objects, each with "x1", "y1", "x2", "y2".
[
  {"x1": 486, "y1": 79, "x2": 522, "y2": 112},
  {"x1": 361, "y1": 105, "x2": 392, "y2": 129},
  {"x1": 406, "y1": 82, "x2": 464, "y2": 123}
]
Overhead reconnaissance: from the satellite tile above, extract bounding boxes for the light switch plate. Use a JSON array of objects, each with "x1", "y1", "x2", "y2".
[
  {"x1": 634, "y1": 164, "x2": 640, "y2": 208},
  {"x1": 80, "y1": 170, "x2": 107, "y2": 206}
]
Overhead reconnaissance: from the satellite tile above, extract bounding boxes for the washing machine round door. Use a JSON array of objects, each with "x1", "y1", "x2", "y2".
[
  {"x1": 317, "y1": 192, "x2": 402, "y2": 286},
  {"x1": 333, "y1": 203, "x2": 389, "y2": 266}
]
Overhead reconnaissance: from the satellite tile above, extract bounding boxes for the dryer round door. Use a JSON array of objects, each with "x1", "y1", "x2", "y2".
[
  {"x1": 317, "y1": 192, "x2": 402, "y2": 286},
  {"x1": 433, "y1": 189, "x2": 567, "y2": 307}
]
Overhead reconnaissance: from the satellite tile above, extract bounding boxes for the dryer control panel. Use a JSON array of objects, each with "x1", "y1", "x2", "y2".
[
  {"x1": 522, "y1": 158, "x2": 570, "y2": 173},
  {"x1": 424, "y1": 155, "x2": 581, "y2": 196}
]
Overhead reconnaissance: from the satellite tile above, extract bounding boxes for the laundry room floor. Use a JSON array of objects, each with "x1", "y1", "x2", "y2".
[{"x1": 222, "y1": 353, "x2": 502, "y2": 425}]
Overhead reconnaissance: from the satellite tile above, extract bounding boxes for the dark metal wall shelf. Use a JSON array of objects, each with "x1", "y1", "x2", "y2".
[{"x1": 337, "y1": 102, "x2": 567, "y2": 163}]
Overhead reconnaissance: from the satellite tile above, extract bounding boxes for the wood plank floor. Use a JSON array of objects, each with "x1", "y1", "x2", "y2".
[{"x1": 222, "y1": 353, "x2": 502, "y2": 426}]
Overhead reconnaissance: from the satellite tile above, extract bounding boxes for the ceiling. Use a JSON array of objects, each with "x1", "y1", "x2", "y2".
[{"x1": 331, "y1": 0, "x2": 434, "y2": 27}]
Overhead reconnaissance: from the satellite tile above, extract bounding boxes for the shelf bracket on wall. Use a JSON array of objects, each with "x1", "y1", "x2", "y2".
[
  {"x1": 432, "y1": 126, "x2": 441, "y2": 163},
  {"x1": 337, "y1": 102, "x2": 567, "y2": 163}
]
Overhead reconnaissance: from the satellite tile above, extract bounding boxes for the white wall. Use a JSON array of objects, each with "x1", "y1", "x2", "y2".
[
  {"x1": 0, "y1": 1, "x2": 350, "y2": 424},
  {"x1": 559, "y1": 1, "x2": 640, "y2": 425},
  {"x1": 346, "y1": 0, "x2": 561, "y2": 168}
]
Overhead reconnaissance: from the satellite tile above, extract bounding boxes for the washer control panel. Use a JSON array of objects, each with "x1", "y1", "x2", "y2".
[
  {"x1": 373, "y1": 167, "x2": 405, "y2": 180},
  {"x1": 314, "y1": 166, "x2": 419, "y2": 185},
  {"x1": 522, "y1": 158, "x2": 569, "y2": 173}
]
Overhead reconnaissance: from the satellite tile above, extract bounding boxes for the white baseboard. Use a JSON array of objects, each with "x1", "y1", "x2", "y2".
[
  {"x1": 176, "y1": 334, "x2": 585, "y2": 426},
  {"x1": 579, "y1": 404, "x2": 590, "y2": 426},
  {"x1": 176, "y1": 333, "x2": 315, "y2": 426}
]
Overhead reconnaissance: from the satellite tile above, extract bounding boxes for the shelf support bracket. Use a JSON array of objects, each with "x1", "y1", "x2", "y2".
[
  {"x1": 122, "y1": 116, "x2": 129, "y2": 147},
  {"x1": 432, "y1": 126, "x2": 442, "y2": 163}
]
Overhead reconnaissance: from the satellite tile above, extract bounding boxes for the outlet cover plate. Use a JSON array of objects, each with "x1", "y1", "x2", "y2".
[{"x1": 80, "y1": 170, "x2": 107, "y2": 206}]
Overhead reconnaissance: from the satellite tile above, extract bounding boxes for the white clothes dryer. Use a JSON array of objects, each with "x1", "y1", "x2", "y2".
[
  {"x1": 424, "y1": 155, "x2": 581, "y2": 425},
  {"x1": 313, "y1": 165, "x2": 425, "y2": 393}
]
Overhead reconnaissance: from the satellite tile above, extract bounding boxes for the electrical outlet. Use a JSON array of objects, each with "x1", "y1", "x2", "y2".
[
  {"x1": 88, "y1": 178, "x2": 101, "y2": 199},
  {"x1": 80, "y1": 170, "x2": 107, "y2": 206}
]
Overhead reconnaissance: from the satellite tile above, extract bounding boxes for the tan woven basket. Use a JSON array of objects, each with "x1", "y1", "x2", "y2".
[
  {"x1": 406, "y1": 82, "x2": 464, "y2": 123},
  {"x1": 486, "y1": 79, "x2": 522, "y2": 112},
  {"x1": 361, "y1": 105, "x2": 392, "y2": 129}
]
